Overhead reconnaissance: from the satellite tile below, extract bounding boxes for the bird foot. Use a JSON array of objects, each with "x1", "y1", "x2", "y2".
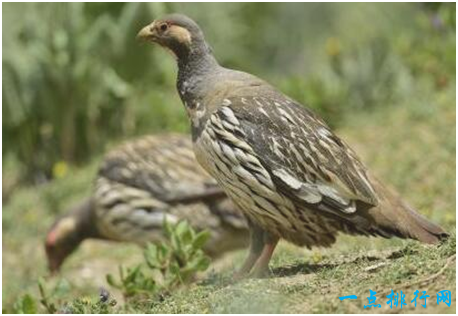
[
  {"x1": 232, "y1": 265, "x2": 272, "y2": 280},
  {"x1": 232, "y1": 270, "x2": 249, "y2": 281},
  {"x1": 249, "y1": 266, "x2": 272, "y2": 279}
]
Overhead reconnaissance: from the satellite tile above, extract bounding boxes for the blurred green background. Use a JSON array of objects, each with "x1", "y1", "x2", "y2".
[
  {"x1": 3, "y1": 2, "x2": 455, "y2": 184},
  {"x1": 2, "y1": 2, "x2": 456, "y2": 313}
]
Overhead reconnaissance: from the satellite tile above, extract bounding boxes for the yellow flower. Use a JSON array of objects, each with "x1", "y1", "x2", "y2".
[
  {"x1": 80, "y1": 296, "x2": 92, "y2": 304},
  {"x1": 53, "y1": 161, "x2": 68, "y2": 179},
  {"x1": 312, "y1": 251, "x2": 323, "y2": 263}
]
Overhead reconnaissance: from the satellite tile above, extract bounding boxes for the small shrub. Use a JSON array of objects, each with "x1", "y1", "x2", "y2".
[
  {"x1": 107, "y1": 220, "x2": 211, "y2": 301},
  {"x1": 106, "y1": 265, "x2": 158, "y2": 299},
  {"x1": 59, "y1": 292, "x2": 117, "y2": 314}
]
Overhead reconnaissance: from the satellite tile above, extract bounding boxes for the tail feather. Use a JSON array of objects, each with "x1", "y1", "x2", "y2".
[
  {"x1": 367, "y1": 177, "x2": 448, "y2": 244},
  {"x1": 399, "y1": 201, "x2": 448, "y2": 243}
]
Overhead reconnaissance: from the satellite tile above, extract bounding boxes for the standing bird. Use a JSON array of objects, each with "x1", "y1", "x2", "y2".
[
  {"x1": 137, "y1": 14, "x2": 448, "y2": 278},
  {"x1": 45, "y1": 134, "x2": 248, "y2": 273}
]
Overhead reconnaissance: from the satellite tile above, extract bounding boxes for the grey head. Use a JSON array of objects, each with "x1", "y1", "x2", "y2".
[
  {"x1": 137, "y1": 13, "x2": 213, "y2": 61},
  {"x1": 137, "y1": 13, "x2": 267, "y2": 139},
  {"x1": 138, "y1": 13, "x2": 228, "y2": 133}
]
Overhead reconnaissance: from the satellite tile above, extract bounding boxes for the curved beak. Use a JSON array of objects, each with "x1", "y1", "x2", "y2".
[{"x1": 137, "y1": 22, "x2": 156, "y2": 42}]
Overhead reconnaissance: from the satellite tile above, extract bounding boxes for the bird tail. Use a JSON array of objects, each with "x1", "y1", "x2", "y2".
[
  {"x1": 367, "y1": 177, "x2": 448, "y2": 244},
  {"x1": 397, "y1": 200, "x2": 448, "y2": 244}
]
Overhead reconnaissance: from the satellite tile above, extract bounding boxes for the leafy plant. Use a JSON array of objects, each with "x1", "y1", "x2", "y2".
[
  {"x1": 6, "y1": 279, "x2": 116, "y2": 314},
  {"x1": 107, "y1": 220, "x2": 211, "y2": 301},
  {"x1": 147, "y1": 220, "x2": 211, "y2": 287},
  {"x1": 9, "y1": 294, "x2": 38, "y2": 314},
  {"x1": 3, "y1": 3, "x2": 172, "y2": 181},
  {"x1": 59, "y1": 292, "x2": 117, "y2": 314},
  {"x1": 37, "y1": 278, "x2": 60, "y2": 313},
  {"x1": 106, "y1": 265, "x2": 158, "y2": 299}
]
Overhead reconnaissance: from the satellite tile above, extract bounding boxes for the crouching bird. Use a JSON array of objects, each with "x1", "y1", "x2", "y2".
[
  {"x1": 138, "y1": 14, "x2": 448, "y2": 278},
  {"x1": 45, "y1": 134, "x2": 248, "y2": 273}
]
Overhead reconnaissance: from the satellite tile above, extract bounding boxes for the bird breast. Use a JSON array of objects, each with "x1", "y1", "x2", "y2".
[{"x1": 193, "y1": 109, "x2": 297, "y2": 233}]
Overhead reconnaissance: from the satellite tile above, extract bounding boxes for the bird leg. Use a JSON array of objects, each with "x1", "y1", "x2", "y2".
[
  {"x1": 250, "y1": 235, "x2": 279, "y2": 278},
  {"x1": 234, "y1": 221, "x2": 265, "y2": 279}
]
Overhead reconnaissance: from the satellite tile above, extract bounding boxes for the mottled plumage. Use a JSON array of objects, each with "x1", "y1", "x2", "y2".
[
  {"x1": 45, "y1": 134, "x2": 248, "y2": 272},
  {"x1": 139, "y1": 14, "x2": 447, "y2": 277}
]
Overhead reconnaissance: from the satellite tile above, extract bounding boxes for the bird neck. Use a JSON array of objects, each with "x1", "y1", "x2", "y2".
[
  {"x1": 177, "y1": 40, "x2": 220, "y2": 105},
  {"x1": 71, "y1": 198, "x2": 101, "y2": 242}
]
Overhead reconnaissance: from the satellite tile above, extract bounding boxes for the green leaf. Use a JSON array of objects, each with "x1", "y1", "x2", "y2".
[
  {"x1": 124, "y1": 265, "x2": 140, "y2": 284},
  {"x1": 175, "y1": 220, "x2": 189, "y2": 237},
  {"x1": 163, "y1": 218, "x2": 172, "y2": 238},
  {"x1": 171, "y1": 233, "x2": 182, "y2": 253},
  {"x1": 52, "y1": 278, "x2": 71, "y2": 296},
  {"x1": 12, "y1": 294, "x2": 37, "y2": 314},
  {"x1": 144, "y1": 243, "x2": 159, "y2": 269},
  {"x1": 106, "y1": 274, "x2": 119, "y2": 288},
  {"x1": 196, "y1": 256, "x2": 211, "y2": 271},
  {"x1": 158, "y1": 244, "x2": 169, "y2": 263},
  {"x1": 37, "y1": 278, "x2": 57, "y2": 314},
  {"x1": 192, "y1": 231, "x2": 211, "y2": 250},
  {"x1": 181, "y1": 229, "x2": 193, "y2": 245},
  {"x1": 188, "y1": 254, "x2": 211, "y2": 272}
]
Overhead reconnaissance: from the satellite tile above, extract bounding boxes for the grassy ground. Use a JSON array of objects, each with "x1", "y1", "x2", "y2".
[{"x1": 2, "y1": 84, "x2": 455, "y2": 313}]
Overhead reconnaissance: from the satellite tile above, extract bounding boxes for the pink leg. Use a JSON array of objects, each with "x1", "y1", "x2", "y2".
[
  {"x1": 234, "y1": 251, "x2": 263, "y2": 279},
  {"x1": 250, "y1": 238, "x2": 279, "y2": 278},
  {"x1": 234, "y1": 221, "x2": 265, "y2": 279}
]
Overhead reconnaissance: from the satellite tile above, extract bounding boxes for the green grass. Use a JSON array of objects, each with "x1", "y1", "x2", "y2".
[
  {"x1": 146, "y1": 237, "x2": 455, "y2": 314},
  {"x1": 2, "y1": 82, "x2": 455, "y2": 313}
]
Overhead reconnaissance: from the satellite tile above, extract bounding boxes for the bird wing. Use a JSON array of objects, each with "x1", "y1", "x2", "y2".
[
  {"x1": 212, "y1": 95, "x2": 378, "y2": 216},
  {"x1": 98, "y1": 135, "x2": 226, "y2": 204}
]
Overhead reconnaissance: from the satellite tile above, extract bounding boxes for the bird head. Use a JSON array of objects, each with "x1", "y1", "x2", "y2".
[
  {"x1": 137, "y1": 13, "x2": 208, "y2": 59},
  {"x1": 44, "y1": 199, "x2": 96, "y2": 273},
  {"x1": 45, "y1": 216, "x2": 82, "y2": 273}
]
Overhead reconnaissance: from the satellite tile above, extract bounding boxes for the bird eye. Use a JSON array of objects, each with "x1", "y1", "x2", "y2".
[{"x1": 160, "y1": 23, "x2": 168, "y2": 32}]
